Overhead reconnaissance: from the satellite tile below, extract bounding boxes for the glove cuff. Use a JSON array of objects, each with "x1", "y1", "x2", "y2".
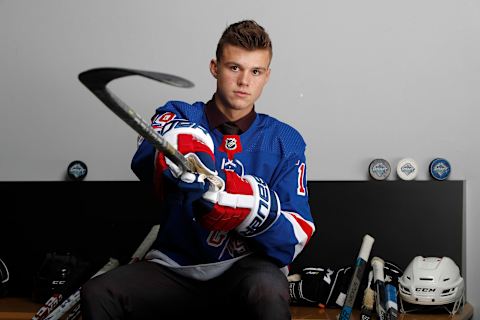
[{"x1": 236, "y1": 175, "x2": 280, "y2": 237}]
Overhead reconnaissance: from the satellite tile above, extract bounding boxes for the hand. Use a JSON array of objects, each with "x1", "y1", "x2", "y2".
[
  {"x1": 194, "y1": 171, "x2": 280, "y2": 235},
  {"x1": 157, "y1": 132, "x2": 218, "y2": 194}
]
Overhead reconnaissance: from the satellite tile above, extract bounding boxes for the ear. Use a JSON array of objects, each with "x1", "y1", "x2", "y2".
[{"x1": 209, "y1": 59, "x2": 218, "y2": 79}]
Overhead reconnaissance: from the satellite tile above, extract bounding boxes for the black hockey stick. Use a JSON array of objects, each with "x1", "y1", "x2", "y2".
[
  {"x1": 339, "y1": 234, "x2": 375, "y2": 320},
  {"x1": 78, "y1": 67, "x2": 195, "y2": 173},
  {"x1": 43, "y1": 225, "x2": 160, "y2": 320},
  {"x1": 32, "y1": 258, "x2": 120, "y2": 320}
]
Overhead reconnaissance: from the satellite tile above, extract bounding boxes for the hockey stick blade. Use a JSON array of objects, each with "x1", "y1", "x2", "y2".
[
  {"x1": 44, "y1": 225, "x2": 160, "y2": 320},
  {"x1": 78, "y1": 67, "x2": 194, "y2": 90},
  {"x1": 78, "y1": 67, "x2": 194, "y2": 173},
  {"x1": 339, "y1": 234, "x2": 375, "y2": 320}
]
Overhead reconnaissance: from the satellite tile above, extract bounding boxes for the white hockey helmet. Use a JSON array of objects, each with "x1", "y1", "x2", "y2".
[{"x1": 398, "y1": 256, "x2": 464, "y2": 314}]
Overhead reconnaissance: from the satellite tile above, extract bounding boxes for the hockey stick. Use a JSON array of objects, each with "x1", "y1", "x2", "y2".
[
  {"x1": 359, "y1": 270, "x2": 374, "y2": 320},
  {"x1": 31, "y1": 257, "x2": 119, "y2": 320},
  {"x1": 385, "y1": 282, "x2": 399, "y2": 320},
  {"x1": 43, "y1": 224, "x2": 160, "y2": 320},
  {"x1": 78, "y1": 67, "x2": 195, "y2": 174},
  {"x1": 40, "y1": 258, "x2": 120, "y2": 320},
  {"x1": 339, "y1": 234, "x2": 375, "y2": 320},
  {"x1": 371, "y1": 257, "x2": 387, "y2": 320}
]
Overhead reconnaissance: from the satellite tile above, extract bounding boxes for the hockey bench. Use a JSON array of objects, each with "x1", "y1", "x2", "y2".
[{"x1": 0, "y1": 297, "x2": 474, "y2": 320}]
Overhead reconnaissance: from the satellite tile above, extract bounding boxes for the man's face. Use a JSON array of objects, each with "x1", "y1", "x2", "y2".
[{"x1": 210, "y1": 44, "x2": 271, "y2": 117}]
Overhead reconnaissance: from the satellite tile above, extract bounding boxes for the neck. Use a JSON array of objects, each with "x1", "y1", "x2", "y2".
[{"x1": 214, "y1": 95, "x2": 253, "y2": 122}]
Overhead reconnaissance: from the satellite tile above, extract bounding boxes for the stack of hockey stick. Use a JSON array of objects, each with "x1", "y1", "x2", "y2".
[
  {"x1": 359, "y1": 257, "x2": 401, "y2": 320},
  {"x1": 31, "y1": 224, "x2": 160, "y2": 320}
]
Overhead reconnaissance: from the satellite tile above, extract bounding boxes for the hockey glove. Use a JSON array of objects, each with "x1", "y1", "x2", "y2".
[
  {"x1": 157, "y1": 134, "x2": 217, "y2": 186},
  {"x1": 156, "y1": 124, "x2": 222, "y2": 197},
  {"x1": 288, "y1": 267, "x2": 336, "y2": 307},
  {"x1": 195, "y1": 171, "x2": 280, "y2": 235}
]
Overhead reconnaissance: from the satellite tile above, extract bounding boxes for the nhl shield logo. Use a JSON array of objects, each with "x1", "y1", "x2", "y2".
[
  {"x1": 225, "y1": 137, "x2": 238, "y2": 151},
  {"x1": 220, "y1": 135, "x2": 242, "y2": 160}
]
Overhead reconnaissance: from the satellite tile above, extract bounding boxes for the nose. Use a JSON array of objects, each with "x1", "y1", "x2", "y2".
[{"x1": 237, "y1": 71, "x2": 250, "y2": 86}]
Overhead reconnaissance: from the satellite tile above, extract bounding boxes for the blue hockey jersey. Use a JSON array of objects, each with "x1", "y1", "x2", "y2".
[{"x1": 131, "y1": 100, "x2": 315, "y2": 280}]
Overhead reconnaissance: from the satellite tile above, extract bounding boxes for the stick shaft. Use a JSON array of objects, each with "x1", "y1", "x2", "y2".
[
  {"x1": 78, "y1": 68, "x2": 194, "y2": 173},
  {"x1": 371, "y1": 257, "x2": 387, "y2": 320},
  {"x1": 339, "y1": 234, "x2": 375, "y2": 320},
  {"x1": 94, "y1": 88, "x2": 192, "y2": 172}
]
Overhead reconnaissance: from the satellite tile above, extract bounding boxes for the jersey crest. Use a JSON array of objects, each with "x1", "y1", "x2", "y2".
[{"x1": 219, "y1": 135, "x2": 242, "y2": 160}]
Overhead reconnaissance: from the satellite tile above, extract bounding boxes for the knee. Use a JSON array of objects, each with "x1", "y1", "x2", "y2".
[
  {"x1": 235, "y1": 272, "x2": 290, "y2": 320},
  {"x1": 244, "y1": 271, "x2": 289, "y2": 302},
  {"x1": 80, "y1": 277, "x2": 109, "y2": 303}
]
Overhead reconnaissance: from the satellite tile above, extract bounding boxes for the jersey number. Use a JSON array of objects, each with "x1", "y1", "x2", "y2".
[{"x1": 297, "y1": 162, "x2": 306, "y2": 196}]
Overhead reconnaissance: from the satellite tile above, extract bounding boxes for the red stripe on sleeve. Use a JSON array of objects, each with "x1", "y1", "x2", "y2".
[{"x1": 289, "y1": 212, "x2": 315, "y2": 244}]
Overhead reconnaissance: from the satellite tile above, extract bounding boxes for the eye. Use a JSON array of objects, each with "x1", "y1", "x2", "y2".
[
  {"x1": 252, "y1": 69, "x2": 263, "y2": 76},
  {"x1": 230, "y1": 65, "x2": 239, "y2": 71}
]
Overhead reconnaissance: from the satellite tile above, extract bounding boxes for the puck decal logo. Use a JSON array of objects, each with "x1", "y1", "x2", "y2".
[
  {"x1": 432, "y1": 162, "x2": 448, "y2": 176},
  {"x1": 372, "y1": 163, "x2": 388, "y2": 176},
  {"x1": 400, "y1": 163, "x2": 415, "y2": 176},
  {"x1": 430, "y1": 158, "x2": 451, "y2": 181},
  {"x1": 369, "y1": 159, "x2": 391, "y2": 180},
  {"x1": 67, "y1": 161, "x2": 88, "y2": 181},
  {"x1": 396, "y1": 158, "x2": 418, "y2": 180}
]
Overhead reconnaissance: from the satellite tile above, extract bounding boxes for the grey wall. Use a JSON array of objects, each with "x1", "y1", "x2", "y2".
[{"x1": 1, "y1": 0, "x2": 479, "y2": 316}]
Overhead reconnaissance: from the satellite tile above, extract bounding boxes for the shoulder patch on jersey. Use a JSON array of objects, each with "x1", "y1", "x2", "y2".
[{"x1": 152, "y1": 112, "x2": 176, "y2": 129}]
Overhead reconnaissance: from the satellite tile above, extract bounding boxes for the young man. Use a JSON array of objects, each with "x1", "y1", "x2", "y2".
[{"x1": 81, "y1": 20, "x2": 314, "y2": 320}]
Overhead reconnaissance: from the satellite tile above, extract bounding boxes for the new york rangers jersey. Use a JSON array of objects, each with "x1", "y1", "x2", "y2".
[{"x1": 131, "y1": 100, "x2": 315, "y2": 280}]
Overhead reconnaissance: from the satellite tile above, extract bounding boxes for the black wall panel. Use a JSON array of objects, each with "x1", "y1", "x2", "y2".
[
  {"x1": 291, "y1": 180, "x2": 464, "y2": 273},
  {"x1": 0, "y1": 180, "x2": 464, "y2": 296}
]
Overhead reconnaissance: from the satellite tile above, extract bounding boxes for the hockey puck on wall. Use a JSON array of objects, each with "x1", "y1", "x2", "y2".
[
  {"x1": 429, "y1": 158, "x2": 451, "y2": 181},
  {"x1": 396, "y1": 158, "x2": 418, "y2": 181},
  {"x1": 67, "y1": 160, "x2": 88, "y2": 181},
  {"x1": 369, "y1": 159, "x2": 391, "y2": 180}
]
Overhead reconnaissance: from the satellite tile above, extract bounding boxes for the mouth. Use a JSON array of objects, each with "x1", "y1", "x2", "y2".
[{"x1": 234, "y1": 90, "x2": 250, "y2": 98}]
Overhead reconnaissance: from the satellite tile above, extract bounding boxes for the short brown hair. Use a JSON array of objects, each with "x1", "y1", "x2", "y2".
[{"x1": 216, "y1": 20, "x2": 272, "y2": 62}]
